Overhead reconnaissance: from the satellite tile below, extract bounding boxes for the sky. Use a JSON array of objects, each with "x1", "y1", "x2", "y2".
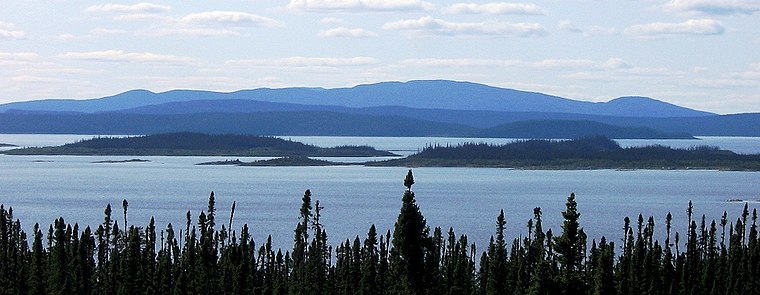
[{"x1": 1, "y1": 1, "x2": 759, "y2": 114}]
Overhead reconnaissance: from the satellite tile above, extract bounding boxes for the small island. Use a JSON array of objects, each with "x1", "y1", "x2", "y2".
[
  {"x1": 197, "y1": 156, "x2": 349, "y2": 166},
  {"x1": 0, "y1": 143, "x2": 17, "y2": 148},
  {"x1": 241, "y1": 156, "x2": 346, "y2": 166},
  {"x1": 370, "y1": 136, "x2": 760, "y2": 170},
  {"x1": 196, "y1": 159, "x2": 246, "y2": 166},
  {"x1": 92, "y1": 158, "x2": 151, "y2": 164},
  {"x1": 1, "y1": 132, "x2": 397, "y2": 157}
]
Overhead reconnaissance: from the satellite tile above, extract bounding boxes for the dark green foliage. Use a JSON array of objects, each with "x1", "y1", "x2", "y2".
[
  {"x1": 2, "y1": 172, "x2": 760, "y2": 295},
  {"x1": 4, "y1": 132, "x2": 395, "y2": 157},
  {"x1": 415, "y1": 136, "x2": 623, "y2": 161},
  {"x1": 360, "y1": 225, "x2": 379, "y2": 295},
  {"x1": 391, "y1": 170, "x2": 431, "y2": 295},
  {"x1": 404, "y1": 169, "x2": 414, "y2": 191},
  {"x1": 553, "y1": 193, "x2": 587, "y2": 294},
  {"x1": 381, "y1": 136, "x2": 760, "y2": 170},
  {"x1": 57, "y1": 133, "x2": 318, "y2": 151},
  {"x1": 486, "y1": 210, "x2": 508, "y2": 295}
]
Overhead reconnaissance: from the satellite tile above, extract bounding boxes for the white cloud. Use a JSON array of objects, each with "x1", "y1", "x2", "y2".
[
  {"x1": 287, "y1": 0, "x2": 434, "y2": 11},
  {"x1": 444, "y1": 2, "x2": 546, "y2": 15},
  {"x1": 0, "y1": 52, "x2": 39, "y2": 65},
  {"x1": 625, "y1": 19, "x2": 724, "y2": 38},
  {"x1": 85, "y1": 3, "x2": 172, "y2": 22},
  {"x1": 562, "y1": 66, "x2": 682, "y2": 82},
  {"x1": 85, "y1": 4, "x2": 281, "y2": 38},
  {"x1": 558, "y1": 21, "x2": 582, "y2": 33},
  {"x1": 533, "y1": 59, "x2": 595, "y2": 69},
  {"x1": 402, "y1": 57, "x2": 635, "y2": 72},
  {"x1": 319, "y1": 27, "x2": 377, "y2": 38},
  {"x1": 0, "y1": 22, "x2": 26, "y2": 40},
  {"x1": 58, "y1": 34, "x2": 77, "y2": 41},
  {"x1": 559, "y1": 21, "x2": 616, "y2": 36},
  {"x1": 149, "y1": 28, "x2": 241, "y2": 37},
  {"x1": 665, "y1": 0, "x2": 760, "y2": 15},
  {"x1": 91, "y1": 28, "x2": 128, "y2": 35},
  {"x1": 320, "y1": 17, "x2": 345, "y2": 25},
  {"x1": 180, "y1": 11, "x2": 282, "y2": 28},
  {"x1": 12, "y1": 75, "x2": 67, "y2": 83},
  {"x1": 692, "y1": 78, "x2": 759, "y2": 88},
  {"x1": 402, "y1": 58, "x2": 521, "y2": 67},
  {"x1": 115, "y1": 14, "x2": 171, "y2": 22},
  {"x1": 383, "y1": 16, "x2": 545, "y2": 37},
  {"x1": 60, "y1": 50, "x2": 195, "y2": 65},
  {"x1": 585, "y1": 26, "x2": 618, "y2": 36},
  {"x1": 85, "y1": 2, "x2": 171, "y2": 14},
  {"x1": 603, "y1": 58, "x2": 632, "y2": 70},
  {"x1": 724, "y1": 63, "x2": 760, "y2": 80},
  {"x1": 226, "y1": 56, "x2": 380, "y2": 67},
  {"x1": 123, "y1": 11, "x2": 283, "y2": 37},
  {"x1": 619, "y1": 67, "x2": 680, "y2": 77}
]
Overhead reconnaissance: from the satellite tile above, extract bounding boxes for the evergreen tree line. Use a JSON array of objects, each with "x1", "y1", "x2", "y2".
[
  {"x1": 414, "y1": 136, "x2": 754, "y2": 161},
  {"x1": 1, "y1": 170, "x2": 759, "y2": 294}
]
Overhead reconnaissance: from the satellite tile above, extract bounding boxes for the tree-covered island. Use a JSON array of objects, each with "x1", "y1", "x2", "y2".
[
  {"x1": 372, "y1": 136, "x2": 760, "y2": 170},
  {"x1": 4, "y1": 133, "x2": 760, "y2": 170},
  {"x1": 197, "y1": 156, "x2": 353, "y2": 166},
  {"x1": 1, "y1": 132, "x2": 397, "y2": 157}
]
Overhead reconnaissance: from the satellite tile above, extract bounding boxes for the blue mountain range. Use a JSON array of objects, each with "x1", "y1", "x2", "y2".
[
  {"x1": 2, "y1": 80, "x2": 758, "y2": 138},
  {"x1": 0, "y1": 80, "x2": 713, "y2": 117}
]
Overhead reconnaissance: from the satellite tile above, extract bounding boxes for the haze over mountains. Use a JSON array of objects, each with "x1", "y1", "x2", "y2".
[
  {"x1": 0, "y1": 80, "x2": 713, "y2": 117},
  {"x1": 1, "y1": 80, "x2": 757, "y2": 138}
]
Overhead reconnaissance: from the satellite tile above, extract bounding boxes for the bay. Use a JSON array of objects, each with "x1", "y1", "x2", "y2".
[{"x1": 1, "y1": 134, "x2": 760, "y2": 251}]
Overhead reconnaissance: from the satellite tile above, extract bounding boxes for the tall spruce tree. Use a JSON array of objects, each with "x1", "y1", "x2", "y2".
[
  {"x1": 553, "y1": 193, "x2": 586, "y2": 295},
  {"x1": 486, "y1": 209, "x2": 508, "y2": 295},
  {"x1": 360, "y1": 225, "x2": 379, "y2": 295},
  {"x1": 391, "y1": 170, "x2": 430, "y2": 295},
  {"x1": 290, "y1": 189, "x2": 312, "y2": 295}
]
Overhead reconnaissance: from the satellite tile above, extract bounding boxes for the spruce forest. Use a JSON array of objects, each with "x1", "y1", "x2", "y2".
[{"x1": 1, "y1": 170, "x2": 759, "y2": 295}]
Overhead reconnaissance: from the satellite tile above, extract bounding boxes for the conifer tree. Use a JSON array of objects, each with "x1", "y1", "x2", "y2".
[
  {"x1": 478, "y1": 250, "x2": 489, "y2": 295},
  {"x1": 591, "y1": 237, "x2": 615, "y2": 295},
  {"x1": 5, "y1": 172, "x2": 760, "y2": 295},
  {"x1": 27, "y1": 223, "x2": 46, "y2": 295},
  {"x1": 47, "y1": 217, "x2": 72, "y2": 295},
  {"x1": 391, "y1": 170, "x2": 430, "y2": 295},
  {"x1": 291, "y1": 189, "x2": 313, "y2": 295},
  {"x1": 486, "y1": 210, "x2": 508, "y2": 295},
  {"x1": 155, "y1": 225, "x2": 175, "y2": 294},
  {"x1": 553, "y1": 193, "x2": 586, "y2": 294},
  {"x1": 360, "y1": 225, "x2": 379, "y2": 295}
]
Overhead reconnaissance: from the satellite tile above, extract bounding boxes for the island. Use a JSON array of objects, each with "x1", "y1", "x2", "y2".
[
  {"x1": 1, "y1": 132, "x2": 397, "y2": 157},
  {"x1": 92, "y1": 158, "x2": 151, "y2": 164},
  {"x1": 197, "y1": 156, "x2": 351, "y2": 166},
  {"x1": 196, "y1": 159, "x2": 246, "y2": 166},
  {"x1": 0, "y1": 143, "x2": 17, "y2": 148},
  {"x1": 369, "y1": 136, "x2": 760, "y2": 170}
]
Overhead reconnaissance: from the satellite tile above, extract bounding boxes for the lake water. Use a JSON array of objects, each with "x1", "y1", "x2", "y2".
[{"x1": 1, "y1": 134, "x2": 760, "y2": 252}]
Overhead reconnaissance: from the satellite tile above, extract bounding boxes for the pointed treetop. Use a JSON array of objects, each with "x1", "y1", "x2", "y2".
[{"x1": 404, "y1": 169, "x2": 414, "y2": 191}]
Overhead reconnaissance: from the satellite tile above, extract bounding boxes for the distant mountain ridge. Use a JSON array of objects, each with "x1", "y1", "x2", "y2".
[
  {"x1": 0, "y1": 111, "x2": 718, "y2": 139},
  {"x1": 0, "y1": 80, "x2": 714, "y2": 118},
  {"x1": 6, "y1": 79, "x2": 755, "y2": 138}
]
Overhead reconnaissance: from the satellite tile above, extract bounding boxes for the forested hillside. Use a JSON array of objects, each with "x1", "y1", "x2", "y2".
[
  {"x1": 2, "y1": 133, "x2": 395, "y2": 157},
  {"x1": 380, "y1": 136, "x2": 760, "y2": 170},
  {"x1": 0, "y1": 171, "x2": 758, "y2": 294}
]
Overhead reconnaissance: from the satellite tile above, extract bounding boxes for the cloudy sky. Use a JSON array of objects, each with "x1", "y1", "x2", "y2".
[{"x1": 1, "y1": 1, "x2": 758, "y2": 114}]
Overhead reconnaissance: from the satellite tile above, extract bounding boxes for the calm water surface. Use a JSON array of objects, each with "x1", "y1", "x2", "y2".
[{"x1": 1, "y1": 134, "x2": 759, "y2": 250}]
